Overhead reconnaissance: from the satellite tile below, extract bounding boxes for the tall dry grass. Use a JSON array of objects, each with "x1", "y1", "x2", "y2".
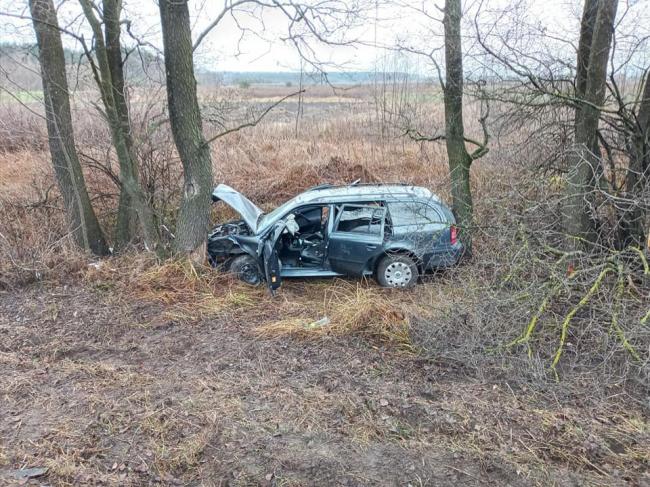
[{"x1": 1, "y1": 84, "x2": 648, "y2": 391}]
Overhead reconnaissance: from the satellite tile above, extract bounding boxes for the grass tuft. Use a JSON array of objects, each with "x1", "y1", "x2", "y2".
[{"x1": 255, "y1": 280, "x2": 413, "y2": 348}]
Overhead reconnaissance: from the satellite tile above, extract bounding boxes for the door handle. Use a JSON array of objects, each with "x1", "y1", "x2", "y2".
[{"x1": 366, "y1": 244, "x2": 377, "y2": 250}]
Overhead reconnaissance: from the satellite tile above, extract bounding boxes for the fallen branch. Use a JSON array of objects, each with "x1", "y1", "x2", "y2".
[
  {"x1": 551, "y1": 266, "x2": 614, "y2": 376},
  {"x1": 507, "y1": 281, "x2": 562, "y2": 358},
  {"x1": 610, "y1": 264, "x2": 641, "y2": 362}
]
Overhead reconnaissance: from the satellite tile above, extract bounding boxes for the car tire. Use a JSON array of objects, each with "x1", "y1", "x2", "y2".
[
  {"x1": 228, "y1": 255, "x2": 261, "y2": 286},
  {"x1": 376, "y1": 254, "x2": 419, "y2": 288},
  {"x1": 210, "y1": 255, "x2": 231, "y2": 271}
]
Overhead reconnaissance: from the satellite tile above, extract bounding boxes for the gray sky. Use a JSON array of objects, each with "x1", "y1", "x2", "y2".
[{"x1": 0, "y1": 0, "x2": 647, "y2": 72}]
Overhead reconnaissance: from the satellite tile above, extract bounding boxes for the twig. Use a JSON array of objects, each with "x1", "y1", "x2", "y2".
[
  {"x1": 610, "y1": 264, "x2": 641, "y2": 361},
  {"x1": 551, "y1": 266, "x2": 614, "y2": 375},
  {"x1": 202, "y1": 90, "x2": 304, "y2": 146}
]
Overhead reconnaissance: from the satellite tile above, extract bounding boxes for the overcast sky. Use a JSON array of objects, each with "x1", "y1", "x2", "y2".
[{"x1": 0, "y1": 0, "x2": 647, "y2": 73}]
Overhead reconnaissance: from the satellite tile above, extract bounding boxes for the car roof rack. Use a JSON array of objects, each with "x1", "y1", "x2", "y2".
[
  {"x1": 307, "y1": 181, "x2": 411, "y2": 191},
  {"x1": 347, "y1": 181, "x2": 411, "y2": 187},
  {"x1": 306, "y1": 183, "x2": 336, "y2": 191}
]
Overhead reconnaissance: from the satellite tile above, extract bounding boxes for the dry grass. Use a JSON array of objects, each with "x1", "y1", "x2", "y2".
[
  {"x1": 85, "y1": 255, "x2": 262, "y2": 324},
  {"x1": 254, "y1": 280, "x2": 412, "y2": 347},
  {"x1": 1, "y1": 84, "x2": 649, "y2": 485},
  {"x1": 84, "y1": 255, "x2": 417, "y2": 348},
  {"x1": 2, "y1": 278, "x2": 647, "y2": 485}
]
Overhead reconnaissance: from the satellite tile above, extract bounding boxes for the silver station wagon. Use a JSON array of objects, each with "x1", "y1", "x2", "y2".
[{"x1": 207, "y1": 182, "x2": 463, "y2": 290}]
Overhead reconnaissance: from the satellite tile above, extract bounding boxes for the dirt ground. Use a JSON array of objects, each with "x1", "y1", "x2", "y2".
[{"x1": 1, "y1": 271, "x2": 648, "y2": 487}]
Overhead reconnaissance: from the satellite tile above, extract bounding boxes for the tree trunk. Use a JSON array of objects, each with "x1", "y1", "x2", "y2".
[
  {"x1": 79, "y1": 0, "x2": 159, "y2": 251},
  {"x1": 159, "y1": 0, "x2": 214, "y2": 258},
  {"x1": 443, "y1": 0, "x2": 474, "y2": 255},
  {"x1": 564, "y1": 0, "x2": 618, "y2": 245},
  {"x1": 576, "y1": 0, "x2": 599, "y2": 103},
  {"x1": 103, "y1": 0, "x2": 138, "y2": 247},
  {"x1": 575, "y1": 0, "x2": 600, "y2": 158},
  {"x1": 29, "y1": 0, "x2": 109, "y2": 255},
  {"x1": 619, "y1": 74, "x2": 650, "y2": 247}
]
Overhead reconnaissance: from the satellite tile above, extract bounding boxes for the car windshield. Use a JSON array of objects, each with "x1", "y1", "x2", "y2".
[{"x1": 257, "y1": 195, "x2": 300, "y2": 230}]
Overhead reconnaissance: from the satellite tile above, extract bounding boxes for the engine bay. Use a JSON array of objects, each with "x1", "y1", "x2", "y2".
[{"x1": 209, "y1": 220, "x2": 251, "y2": 238}]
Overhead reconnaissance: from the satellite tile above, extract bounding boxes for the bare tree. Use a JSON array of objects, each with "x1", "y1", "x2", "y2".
[
  {"x1": 391, "y1": 0, "x2": 489, "y2": 255},
  {"x1": 29, "y1": 0, "x2": 109, "y2": 255},
  {"x1": 442, "y1": 0, "x2": 484, "y2": 255},
  {"x1": 564, "y1": 0, "x2": 619, "y2": 246},
  {"x1": 615, "y1": 70, "x2": 650, "y2": 248},
  {"x1": 103, "y1": 0, "x2": 138, "y2": 246},
  {"x1": 575, "y1": 0, "x2": 599, "y2": 130},
  {"x1": 159, "y1": 0, "x2": 213, "y2": 259},
  {"x1": 78, "y1": 0, "x2": 159, "y2": 251},
  {"x1": 473, "y1": 0, "x2": 648, "y2": 251}
]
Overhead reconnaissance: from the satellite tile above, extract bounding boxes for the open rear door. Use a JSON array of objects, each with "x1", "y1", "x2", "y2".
[{"x1": 262, "y1": 222, "x2": 285, "y2": 292}]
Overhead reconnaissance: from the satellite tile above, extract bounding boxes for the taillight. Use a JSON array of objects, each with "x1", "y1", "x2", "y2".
[{"x1": 450, "y1": 225, "x2": 458, "y2": 245}]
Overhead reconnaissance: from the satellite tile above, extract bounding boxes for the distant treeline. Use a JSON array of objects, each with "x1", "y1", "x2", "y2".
[
  {"x1": 196, "y1": 70, "x2": 422, "y2": 87},
  {"x1": 1, "y1": 42, "x2": 422, "y2": 90}
]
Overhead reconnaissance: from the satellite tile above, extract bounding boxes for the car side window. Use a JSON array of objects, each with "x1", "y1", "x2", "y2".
[
  {"x1": 334, "y1": 204, "x2": 385, "y2": 235},
  {"x1": 388, "y1": 201, "x2": 444, "y2": 227}
]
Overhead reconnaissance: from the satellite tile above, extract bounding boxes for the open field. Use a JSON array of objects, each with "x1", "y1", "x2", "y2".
[{"x1": 1, "y1": 86, "x2": 648, "y2": 485}]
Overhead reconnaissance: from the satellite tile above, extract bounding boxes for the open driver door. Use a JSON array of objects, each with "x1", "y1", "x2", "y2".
[{"x1": 262, "y1": 221, "x2": 285, "y2": 293}]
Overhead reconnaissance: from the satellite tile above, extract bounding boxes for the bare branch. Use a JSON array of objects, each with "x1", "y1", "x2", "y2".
[{"x1": 203, "y1": 89, "x2": 304, "y2": 146}]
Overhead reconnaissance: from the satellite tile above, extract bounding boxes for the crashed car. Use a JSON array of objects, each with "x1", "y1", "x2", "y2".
[{"x1": 207, "y1": 182, "x2": 463, "y2": 290}]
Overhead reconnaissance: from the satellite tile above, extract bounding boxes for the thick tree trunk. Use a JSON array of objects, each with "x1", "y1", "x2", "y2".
[
  {"x1": 443, "y1": 0, "x2": 474, "y2": 255},
  {"x1": 564, "y1": 0, "x2": 618, "y2": 245},
  {"x1": 103, "y1": 0, "x2": 138, "y2": 247},
  {"x1": 29, "y1": 0, "x2": 109, "y2": 255},
  {"x1": 159, "y1": 0, "x2": 214, "y2": 258},
  {"x1": 79, "y1": 0, "x2": 159, "y2": 251},
  {"x1": 619, "y1": 75, "x2": 650, "y2": 247}
]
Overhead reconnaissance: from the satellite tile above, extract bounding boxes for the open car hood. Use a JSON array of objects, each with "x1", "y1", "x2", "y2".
[{"x1": 211, "y1": 184, "x2": 263, "y2": 233}]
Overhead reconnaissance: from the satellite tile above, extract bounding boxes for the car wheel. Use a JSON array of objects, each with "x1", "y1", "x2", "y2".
[
  {"x1": 376, "y1": 254, "x2": 419, "y2": 288},
  {"x1": 210, "y1": 255, "x2": 232, "y2": 271},
  {"x1": 229, "y1": 255, "x2": 261, "y2": 286}
]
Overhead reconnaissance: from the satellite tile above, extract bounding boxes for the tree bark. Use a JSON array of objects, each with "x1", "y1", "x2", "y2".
[
  {"x1": 79, "y1": 0, "x2": 159, "y2": 251},
  {"x1": 576, "y1": 0, "x2": 599, "y2": 103},
  {"x1": 575, "y1": 0, "x2": 600, "y2": 159},
  {"x1": 564, "y1": 0, "x2": 618, "y2": 245},
  {"x1": 159, "y1": 0, "x2": 214, "y2": 258},
  {"x1": 103, "y1": 0, "x2": 138, "y2": 247},
  {"x1": 443, "y1": 0, "x2": 474, "y2": 255},
  {"x1": 619, "y1": 74, "x2": 650, "y2": 247},
  {"x1": 29, "y1": 0, "x2": 109, "y2": 255}
]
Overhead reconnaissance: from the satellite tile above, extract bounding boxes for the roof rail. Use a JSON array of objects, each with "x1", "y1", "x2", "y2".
[
  {"x1": 307, "y1": 181, "x2": 412, "y2": 191},
  {"x1": 306, "y1": 183, "x2": 336, "y2": 191},
  {"x1": 346, "y1": 182, "x2": 411, "y2": 187}
]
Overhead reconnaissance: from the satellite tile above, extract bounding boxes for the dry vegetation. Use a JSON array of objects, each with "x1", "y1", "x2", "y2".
[{"x1": 1, "y1": 85, "x2": 649, "y2": 485}]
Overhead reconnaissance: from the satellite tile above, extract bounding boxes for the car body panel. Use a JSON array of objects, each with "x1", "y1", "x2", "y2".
[
  {"x1": 208, "y1": 183, "x2": 463, "y2": 290},
  {"x1": 280, "y1": 268, "x2": 343, "y2": 278},
  {"x1": 327, "y1": 204, "x2": 387, "y2": 275},
  {"x1": 211, "y1": 184, "x2": 263, "y2": 233},
  {"x1": 262, "y1": 222, "x2": 285, "y2": 291}
]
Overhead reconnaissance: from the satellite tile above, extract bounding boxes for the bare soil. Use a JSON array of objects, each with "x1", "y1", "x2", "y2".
[{"x1": 1, "y1": 276, "x2": 648, "y2": 486}]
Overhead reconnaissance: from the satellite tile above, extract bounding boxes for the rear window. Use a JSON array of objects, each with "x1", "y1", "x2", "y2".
[
  {"x1": 335, "y1": 205, "x2": 385, "y2": 234},
  {"x1": 388, "y1": 201, "x2": 444, "y2": 226}
]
